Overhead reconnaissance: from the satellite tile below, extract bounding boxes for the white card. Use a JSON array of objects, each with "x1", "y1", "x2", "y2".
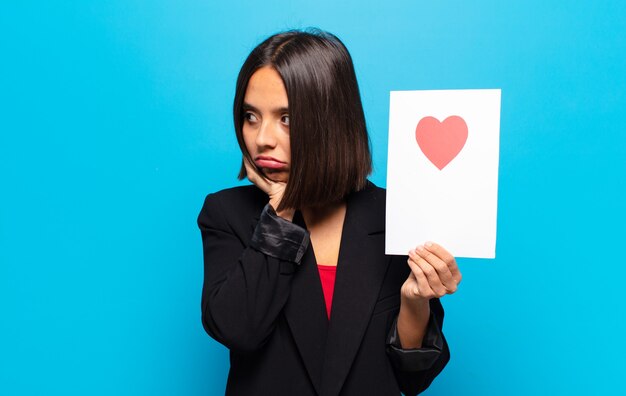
[{"x1": 386, "y1": 89, "x2": 501, "y2": 258}]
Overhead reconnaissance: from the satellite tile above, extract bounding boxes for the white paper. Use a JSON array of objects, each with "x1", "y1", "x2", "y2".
[{"x1": 386, "y1": 89, "x2": 501, "y2": 258}]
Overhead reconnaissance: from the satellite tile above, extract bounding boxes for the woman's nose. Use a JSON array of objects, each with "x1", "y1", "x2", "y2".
[{"x1": 255, "y1": 121, "x2": 277, "y2": 148}]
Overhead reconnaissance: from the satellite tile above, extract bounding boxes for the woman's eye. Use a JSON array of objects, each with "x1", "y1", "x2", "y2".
[
  {"x1": 244, "y1": 112, "x2": 258, "y2": 122},
  {"x1": 281, "y1": 115, "x2": 290, "y2": 126}
]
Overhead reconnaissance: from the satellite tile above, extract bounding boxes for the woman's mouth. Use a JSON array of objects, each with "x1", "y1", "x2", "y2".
[{"x1": 255, "y1": 156, "x2": 287, "y2": 169}]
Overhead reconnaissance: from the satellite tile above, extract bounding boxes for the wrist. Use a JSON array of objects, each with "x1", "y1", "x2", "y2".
[
  {"x1": 400, "y1": 295, "x2": 430, "y2": 318},
  {"x1": 397, "y1": 298, "x2": 430, "y2": 349},
  {"x1": 269, "y1": 201, "x2": 295, "y2": 221}
]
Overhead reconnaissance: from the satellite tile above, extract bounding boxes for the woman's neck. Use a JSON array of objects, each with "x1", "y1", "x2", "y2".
[
  {"x1": 301, "y1": 200, "x2": 347, "y2": 266},
  {"x1": 301, "y1": 200, "x2": 346, "y2": 228}
]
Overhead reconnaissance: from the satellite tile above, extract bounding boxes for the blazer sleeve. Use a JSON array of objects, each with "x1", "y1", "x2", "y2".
[
  {"x1": 197, "y1": 193, "x2": 310, "y2": 353},
  {"x1": 385, "y1": 298, "x2": 450, "y2": 396}
]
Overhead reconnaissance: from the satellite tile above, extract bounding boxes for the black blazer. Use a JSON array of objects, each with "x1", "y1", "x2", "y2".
[{"x1": 198, "y1": 181, "x2": 449, "y2": 396}]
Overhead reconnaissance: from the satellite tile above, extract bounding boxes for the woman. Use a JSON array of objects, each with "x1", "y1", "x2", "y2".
[{"x1": 198, "y1": 29, "x2": 462, "y2": 396}]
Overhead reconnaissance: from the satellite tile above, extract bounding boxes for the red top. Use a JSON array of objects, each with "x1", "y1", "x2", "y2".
[{"x1": 317, "y1": 264, "x2": 337, "y2": 319}]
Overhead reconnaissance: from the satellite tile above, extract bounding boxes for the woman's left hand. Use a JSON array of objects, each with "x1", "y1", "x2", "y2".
[
  {"x1": 401, "y1": 242, "x2": 462, "y2": 302},
  {"x1": 396, "y1": 242, "x2": 461, "y2": 348}
]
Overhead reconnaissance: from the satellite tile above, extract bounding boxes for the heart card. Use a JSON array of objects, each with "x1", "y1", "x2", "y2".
[{"x1": 386, "y1": 89, "x2": 501, "y2": 258}]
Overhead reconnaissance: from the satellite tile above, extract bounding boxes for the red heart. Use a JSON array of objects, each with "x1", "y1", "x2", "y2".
[{"x1": 415, "y1": 116, "x2": 468, "y2": 170}]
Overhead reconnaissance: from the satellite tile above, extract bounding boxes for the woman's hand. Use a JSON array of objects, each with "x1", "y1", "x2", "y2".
[
  {"x1": 244, "y1": 157, "x2": 294, "y2": 221},
  {"x1": 397, "y1": 242, "x2": 461, "y2": 348},
  {"x1": 402, "y1": 242, "x2": 461, "y2": 301}
]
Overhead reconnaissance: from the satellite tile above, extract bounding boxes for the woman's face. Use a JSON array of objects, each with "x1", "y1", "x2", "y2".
[{"x1": 242, "y1": 66, "x2": 291, "y2": 183}]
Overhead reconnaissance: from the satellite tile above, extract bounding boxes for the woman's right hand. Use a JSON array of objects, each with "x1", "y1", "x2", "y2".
[{"x1": 244, "y1": 157, "x2": 295, "y2": 221}]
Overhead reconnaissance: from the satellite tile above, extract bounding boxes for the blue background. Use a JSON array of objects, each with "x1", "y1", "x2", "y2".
[{"x1": 1, "y1": 1, "x2": 625, "y2": 395}]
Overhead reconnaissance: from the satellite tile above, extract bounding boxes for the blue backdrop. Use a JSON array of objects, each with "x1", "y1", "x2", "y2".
[{"x1": 1, "y1": 1, "x2": 625, "y2": 395}]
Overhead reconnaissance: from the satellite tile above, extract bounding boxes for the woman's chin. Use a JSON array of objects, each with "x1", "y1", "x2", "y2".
[{"x1": 262, "y1": 170, "x2": 288, "y2": 183}]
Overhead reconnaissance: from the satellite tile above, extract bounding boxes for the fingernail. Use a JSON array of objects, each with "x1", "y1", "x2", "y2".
[
  {"x1": 416, "y1": 245, "x2": 425, "y2": 252},
  {"x1": 413, "y1": 286, "x2": 419, "y2": 295},
  {"x1": 425, "y1": 241, "x2": 433, "y2": 248}
]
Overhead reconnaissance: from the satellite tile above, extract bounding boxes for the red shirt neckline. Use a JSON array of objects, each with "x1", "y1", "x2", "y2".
[{"x1": 317, "y1": 264, "x2": 337, "y2": 320}]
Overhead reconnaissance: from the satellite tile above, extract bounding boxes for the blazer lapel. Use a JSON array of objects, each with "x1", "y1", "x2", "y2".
[
  {"x1": 283, "y1": 209, "x2": 328, "y2": 396},
  {"x1": 320, "y1": 183, "x2": 391, "y2": 396}
]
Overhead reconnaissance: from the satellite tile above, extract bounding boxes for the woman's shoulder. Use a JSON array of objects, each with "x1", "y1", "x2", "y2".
[
  {"x1": 366, "y1": 179, "x2": 386, "y2": 193},
  {"x1": 205, "y1": 184, "x2": 265, "y2": 202},
  {"x1": 345, "y1": 180, "x2": 387, "y2": 223},
  {"x1": 354, "y1": 180, "x2": 387, "y2": 204},
  {"x1": 198, "y1": 184, "x2": 267, "y2": 226}
]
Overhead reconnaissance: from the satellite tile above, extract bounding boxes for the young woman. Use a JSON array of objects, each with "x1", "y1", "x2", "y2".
[{"x1": 198, "y1": 29, "x2": 462, "y2": 396}]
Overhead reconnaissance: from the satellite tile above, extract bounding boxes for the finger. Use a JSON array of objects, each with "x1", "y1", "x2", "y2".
[
  {"x1": 423, "y1": 242, "x2": 462, "y2": 285},
  {"x1": 409, "y1": 255, "x2": 447, "y2": 297},
  {"x1": 402, "y1": 271, "x2": 420, "y2": 297},
  {"x1": 412, "y1": 245, "x2": 455, "y2": 290},
  {"x1": 411, "y1": 246, "x2": 456, "y2": 294},
  {"x1": 406, "y1": 258, "x2": 436, "y2": 299}
]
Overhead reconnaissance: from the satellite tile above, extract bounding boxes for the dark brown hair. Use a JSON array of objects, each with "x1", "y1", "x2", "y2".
[{"x1": 234, "y1": 28, "x2": 372, "y2": 211}]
